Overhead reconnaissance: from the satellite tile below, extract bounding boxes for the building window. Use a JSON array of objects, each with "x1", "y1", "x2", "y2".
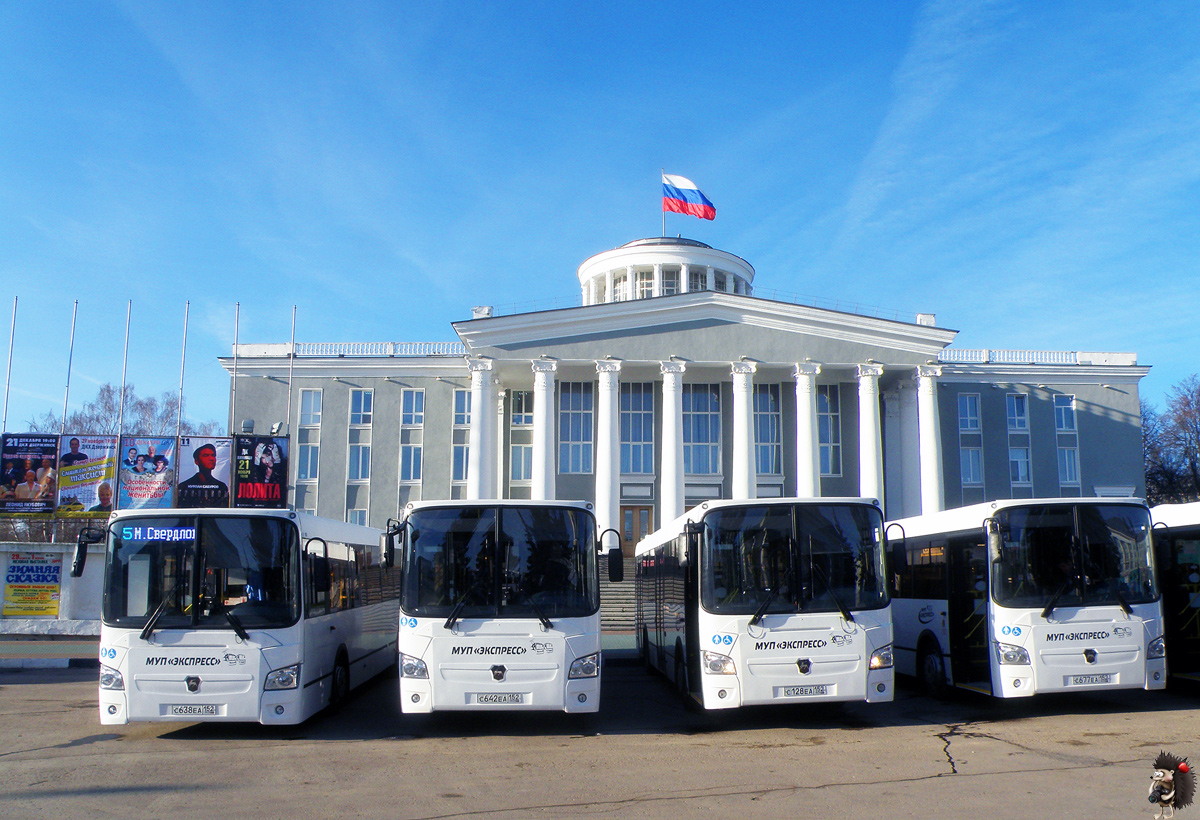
[
  {"x1": 511, "y1": 391, "x2": 533, "y2": 426},
  {"x1": 961, "y1": 448, "x2": 983, "y2": 486},
  {"x1": 350, "y1": 389, "x2": 372, "y2": 426},
  {"x1": 714, "y1": 272, "x2": 728, "y2": 292},
  {"x1": 683, "y1": 384, "x2": 721, "y2": 475},
  {"x1": 620, "y1": 383, "x2": 654, "y2": 475},
  {"x1": 689, "y1": 269, "x2": 707, "y2": 292},
  {"x1": 400, "y1": 388, "x2": 423, "y2": 484},
  {"x1": 1006, "y1": 394, "x2": 1028, "y2": 431},
  {"x1": 300, "y1": 389, "x2": 322, "y2": 426},
  {"x1": 1055, "y1": 394, "x2": 1076, "y2": 431},
  {"x1": 612, "y1": 273, "x2": 630, "y2": 302},
  {"x1": 559, "y1": 382, "x2": 593, "y2": 474},
  {"x1": 510, "y1": 444, "x2": 533, "y2": 482},
  {"x1": 754, "y1": 384, "x2": 782, "y2": 475},
  {"x1": 958, "y1": 394, "x2": 980, "y2": 432},
  {"x1": 347, "y1": 509, "x2": 367, "y2": 526},
  {"x1": 817, "y1": 385, "x2": 841, "y2": 476},
  {"x1": 635, "y1": 270, "x2": 654, "y2": 299},
  {"x1": 1058, "y1": 446, "x2": 1080, "y2": 485},
  {"x1": 662, "y1": 268, "x2": 679, "y2": 295},
  {"x1": 349, "y1": 431, "x2": 371, "y2": 482},
  {"x1": 1009, "y1": 447, "x2": 1031, "y2": 485},
  {"x1": 452, "y1": 389, "x2": 470, "y2": 483}
]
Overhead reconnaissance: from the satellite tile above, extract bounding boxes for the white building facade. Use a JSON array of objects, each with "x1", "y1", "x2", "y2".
[{"x1": 222, "y1": 238, "x2": 1148, "y2": 555}]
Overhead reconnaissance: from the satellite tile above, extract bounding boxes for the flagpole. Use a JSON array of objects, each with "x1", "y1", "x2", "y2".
[
  {"x1": 61, "y1": 300, "x2": 79, "y2": 436},
  {"x1": 1, "y1": 296, "x2": 16, "y2": 433},
  {"x1": 230, "y1": 301, "x2": 240, "y2": 436},
  {"x1": 117, "y1": 300, "x2": 131, "y2": 438},
  {"x1": 177, "y1": 300, "x2": 189, "y2": 437},
  {"x1": 286, "y1": 304, "x2": 296, "y2": 434},
  {"x1": 661, "y1": 168, "x2": 666, "y2": 237}
]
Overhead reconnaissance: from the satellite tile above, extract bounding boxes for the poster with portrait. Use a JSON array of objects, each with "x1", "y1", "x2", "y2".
[
  {"x1": 177, "y1": 436, "x2": 232, "y2": 509},
  {"x1": 0, "y1": 434, "x2": 59, "y2": 516},
  {"x1": 117, "y1": 436, "x2": 176, "y2": 510},
  {"x1": 232, "y1": 435, "x2": 288, "y2": 509},
  {"x1": 55, "y1": 434, "x2": 118, "y2": 518}
]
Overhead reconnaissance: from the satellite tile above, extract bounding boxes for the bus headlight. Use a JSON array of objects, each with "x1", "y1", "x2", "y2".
[
  {"x1": 1148, "y1": 636, "x2": 1166, "y2": 659},
  {"x1": 99, "y1": 664, "x2": 124, "y2": 691},
  {"x1": 401, "y1": 654, "x2": 429, "y2": 679},
  {"x1": 264, "y1": 664, "x2": 301, "y2": 690},
  {"x1": 702, "y1": 651, "x2": 736, "y2": 675},
  {"x1": 568, "y1": 653, "x2": 600, "y2": 679},
  {"x1": 996, "y1": 642, "x2": 1030, "y2": 665},
  {"x1": 869, "y1": 645, "x2": 893, "y2": 670}
]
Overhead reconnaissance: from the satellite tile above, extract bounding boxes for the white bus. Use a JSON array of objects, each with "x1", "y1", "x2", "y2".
[
  {"x1": 889, "y1": 498, "x2": 1165, "y2": 698},
  {"x1": 1151, "y1": 501, "x2": 1200, "y2": 682},
  {"x1": 72, "y1": 508, "x2": 400, "y2": 725},
  {"x1": 635, "y1": 498, "x2": 894, "y2": 710},
  {"x1": 383, "y1": 500, "x2": 620, "y2": 713}
]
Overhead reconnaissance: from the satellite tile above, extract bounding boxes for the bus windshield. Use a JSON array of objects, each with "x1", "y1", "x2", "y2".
[
  {"x1": 102, "y1": 516, "x2": 301, "y2": 630},
  {"x1": 402, "y1": 505, "x2": 598, "y2": 619},
  {"x1": 701, "y1": 503, "x2": 889, "y2": 616},
  {"x1": 991, "y1": 504, "x2": 1158, "y2": 609}
]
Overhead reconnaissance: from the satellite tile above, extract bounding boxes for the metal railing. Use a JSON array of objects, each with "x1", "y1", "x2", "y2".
[
  {"x1": 293, "y1": 341, "x2": 466, "y2": 357},
  {"x1": 938, "y1": 349, "x2": 1079, "y2": 365}
]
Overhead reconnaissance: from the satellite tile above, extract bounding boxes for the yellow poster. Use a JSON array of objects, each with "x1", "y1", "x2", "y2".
[{"x1": 3, "y1": 552, "x2": 61, "y2": 617}]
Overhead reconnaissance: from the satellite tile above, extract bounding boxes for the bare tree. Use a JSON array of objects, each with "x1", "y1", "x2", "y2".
[
  {"x1": 24, "y1": 382, "x2": 222, "y2": 437},
  {"x1": 1144, "y1": 376, "x2": 1200, "y2": 505}
]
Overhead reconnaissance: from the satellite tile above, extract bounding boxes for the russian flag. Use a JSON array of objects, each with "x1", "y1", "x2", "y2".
[{"x1": 662, "y1": 173, "x2": 715, "y2": 221}]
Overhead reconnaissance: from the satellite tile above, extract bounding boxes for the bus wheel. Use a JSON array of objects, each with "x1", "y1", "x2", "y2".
[
  {"x1": 330, "y1": 653, "x2": 351, "y2": 709},
  {"x1": 918, "y1": 644, "x2": 947, "y2": 699}
]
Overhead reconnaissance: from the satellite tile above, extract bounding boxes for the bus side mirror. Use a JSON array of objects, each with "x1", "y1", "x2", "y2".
[
  {"x1": 608, "y1": 548, "x2": 624, "y2": 583},
  {"x1": 71, "y1": 526, "x2": 105, "y2": 578},
  {"x1": 380, "y1": 519, "x2": 400, "y2": 569},
  {"x1": 311, "y1": 556, "x2": 331, "y2": 593},
  {"x1": 890, "y1": 542, "x2": 907, "y2": 573},
  {"x1": 984, "y1": 518, "x2": 1002, "y2": 564}
]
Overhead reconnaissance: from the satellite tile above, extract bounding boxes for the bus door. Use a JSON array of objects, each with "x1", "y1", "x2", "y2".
[
  {"x1": 683, "y1": 526, "x2": 701, "y2": 698},
  {"x1": 303, "y1": 537, "x2": 336, "y2": 699},
  {"x1": 1160, "y1": 527, "x2": 1200, "y2": 678},
  {"x1": 947, "y1": 536, "x2": 992, "y2": 692}
]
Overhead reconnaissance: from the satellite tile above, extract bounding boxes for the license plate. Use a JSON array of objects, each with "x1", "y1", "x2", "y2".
[
  {"x1": 170, "y1": 704, "x2": 218, "y2": 716},
  {"x1": 476, "y1": 693, "x2": 523, "y2": 705},
  {"x1": 1070, "y1": 674, "x2": 1113, "y2": 686},
  {"x1": 783, "y1": 685, "x2": 828, "y2": 697}
]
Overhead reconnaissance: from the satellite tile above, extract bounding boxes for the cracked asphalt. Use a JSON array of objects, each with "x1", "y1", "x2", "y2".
[{"x1": 0, "y1": 665, "x2": 1195, "y2": 819}]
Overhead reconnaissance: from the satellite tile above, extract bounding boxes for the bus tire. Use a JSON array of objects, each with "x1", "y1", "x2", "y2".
[
  {"x1": 918, "y1": 641, "x2": 948, "y2": 699},
  {"x1": 330, "y1": 651, "x2": 351, "y2": 710}
]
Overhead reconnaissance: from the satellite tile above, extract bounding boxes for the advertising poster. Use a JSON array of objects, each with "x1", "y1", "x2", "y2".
[
  {"x1": 233, "y1": 435, "x2": 288, "y2": 509},
  {"x1": 177, "y1": 436, "x2": 233, "y2": 509},
  {"x1": 117, "y1": 436, "x2": 176, "y2": 510},
  {"x1": 0, "y1": 434, "x2": 59, "y2": 516},
  {"x1": 55, "y1": 434, "x2": 118, "y2": 518},
  {"x1": 3, "y1": 551, "x2": 62, "y2": 617}
]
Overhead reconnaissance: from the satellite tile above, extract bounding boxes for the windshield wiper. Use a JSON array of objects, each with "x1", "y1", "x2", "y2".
[
  {"x1": 516, "y1": 590, "x2": 553, "y2": 631},
  {"x1": 1114, "y1": 589, "x2": 1134, "y2": 616},
  {"x1": 444, "y1": 577, "x2": 489, "y2": 631},
  {"x1": 811, "y1": 562, "x2": 855, "y2": 624},
  {"x1": 748, "y1": 587, "x2": 779, "y2": 627},
  {"x1": 202, "y1": 590, "x2": 251, "y2": 642},
  {"x1": 1041, "y1": 577, "x2": 1076, "y2": 619},
  {"x1": 140, "y1": 577, "x2": 187, "y2": 642}
]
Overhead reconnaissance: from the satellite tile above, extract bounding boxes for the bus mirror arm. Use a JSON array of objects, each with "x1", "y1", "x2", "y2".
[
  {"x1": 599, "y1": 528, "x2": 624, "y2": 583},
  {"x1": 71, "y1": 526, "x2": 105, "y2": 578}
]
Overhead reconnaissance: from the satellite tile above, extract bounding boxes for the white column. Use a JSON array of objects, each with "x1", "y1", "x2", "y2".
[
  {"x1": 917, "y1": 365, "x2": 945, "y2": 514},
  {"x1": 652, "y1": 263, "x2": 663, "y2": 297},
  {"x1": 731, "y1": 361, "x2": 757, "y2": 500},
  {"x1": 531, "y1": 360, "x2": 557, "y2": 500},
  {"x1": 793, "y1": 362, "x2": 821, "y2": 497},
  {"x1": 467, "y1": 359, "x2": 497, "y2": 500},
  {"x1": 680, "y1": 264, "x2": 690, "y2": 293},
  {"x1": 706, "y1": 266, "x2": 715, "y2": 292},
  {"x1": 856, "y1": 364, "x2": 884, "y2": 505},
  {"x1": 495, "y1": 389, "x2": 507, "y2": 499},
  {"x1": 660, "y1": 361, "x2": 686, "y2": 522},
  {"x1": 595, "y1": 360, "x2": 621, "y2": 545},
  {"x1": 604, "y1": 270, "x2": 614, "y2": 304},
  {"x1": 898, "y1": 380, "x2": 921, "y2": 518}
]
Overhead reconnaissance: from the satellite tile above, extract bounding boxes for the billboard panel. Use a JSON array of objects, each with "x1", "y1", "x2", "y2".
[
  {"x1": 177, "y1": 436, "x2": 232, "y2": 509},
  {"x1": 233, "y1": 435, "x2": 288, "y2": 509},
  {"x1": 0, "y1": 434, "x2": 59, "y2": 516},
  {"x1": 117, "y1": 436, "x2": 177, "y2": 510},
  {"x1": 56, "y1": 434, "x2": 118, "y2": 518}
]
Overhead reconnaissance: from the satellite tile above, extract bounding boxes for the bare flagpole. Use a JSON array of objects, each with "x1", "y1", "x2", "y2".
[
  {"x1": 117, "y1": 301, "x2": 131, "y2": 439},
  {"x1": 1, "y1": 296, "x2": 16, "y2": 433},
  {"x1": 61, "y1": 300, "x2": 79, "y2": 436},
  {"x1": 177, "y1": 300, "x2": 189, "y2": 437},
  {"x1": 230, "y1": 302, "x2": 240, "y2": 436},
  {"x1": 661, "y1": 168, "x2": 666, "y2": 237},
  {"x1": 286, "y1": 305, "x2": 296, "y2": 434}
]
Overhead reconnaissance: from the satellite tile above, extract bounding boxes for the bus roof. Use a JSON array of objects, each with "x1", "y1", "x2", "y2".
[
  {"x1": 401, "y1": 499, "x2": 594, "y2": 516},
  {"x1": 107, "y1": 507, "x2": 383, "y2": 543},
  {"x1": 1151, "y1": 501, "x2": 1200, "y2": 529},
  {"x1": 634, "y1": 497, "x2": 881, "y2": 557},
  {"x1": 887, "y1": 497, "x2": 1149, "y2": 540}
]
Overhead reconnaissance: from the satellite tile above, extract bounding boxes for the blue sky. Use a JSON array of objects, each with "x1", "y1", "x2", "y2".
[{"x1": 2, "y1": 0, "x2": 1198, "y2": 431}]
